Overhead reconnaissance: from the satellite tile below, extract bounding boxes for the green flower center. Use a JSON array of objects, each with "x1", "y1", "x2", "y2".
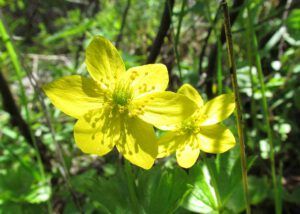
[
  {"x1": 112, "y1": 83, "x2": 132, "y2": 107},
  {"x1": 113, "y1": 90, "x2": 131, "y2": 106},
  {"x1": 181, "y1": 117, "x2": 198, "y2": 134}
]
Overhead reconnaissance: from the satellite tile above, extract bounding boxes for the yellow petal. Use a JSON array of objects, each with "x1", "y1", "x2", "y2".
[
  {"x1": 157, "y1": 132, "x2": 186, "y2": 158},
  {"x1": 43, "y1": 75, "x2": 104, "y2": 119},
  {"x1": 177, "y1": 84, "x2": 204, "y2": 107},
  {"x1": 85, "y1": 36, "x2": 125, "y2": 85},
  {"x1": 197, "y1": 124, "x2": 236, "y2": 153},
  {"x1": 116, "y1": 117, "x2": 157, "y2": 170},
  {"x1": 176, "y1": 135, "x2": 200, "y2": 168},
  {"x1": 74, "y1": 108, "x2": 120, "y2": 156},
  {"x1": 131, "y1": 91, "x2": 198, "y2": 130},
  {"x1": 199, "y1": 93, "x2": 235, "y2": 126},
  {"x1": 124, "y1": 64, "x2": 169, "y2": 98}
]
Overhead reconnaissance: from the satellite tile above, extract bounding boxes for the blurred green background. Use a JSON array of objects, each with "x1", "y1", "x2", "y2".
[{"x1": 0, "y1": 0, "x2": 299, "y2": 213}]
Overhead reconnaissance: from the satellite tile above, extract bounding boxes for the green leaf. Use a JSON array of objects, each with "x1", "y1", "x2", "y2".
[
  {"x1": 0, "y1": 201, "x2": 45, "y2": 214},
  {"x1": 71, "y1": 165, "x2": 190, "y2": 214},
  {"x1": 284, "y1": 186, "x2": 300, "y2": 205},
  {"x1": 226, "y1": 176, "x2": 270, "y2": 213},
  {"x1": 137, "y1": 166, "x2": 189, "y2": 214},
  {"x1": 44, "y1": 19, "x2": 94, "y2": 44},
  {"x1": 71, "y1": 169, "x2": 131, "y2": 213},
  {"x1": 25, "y1": 183, "x2": 51, "y2": 204},
  {"x1": 182, "y1": 147, "x2": 257, "y2": 213},
  {"x1": 182, "y1": 162, "x2": 218, "y2": 213},
  {"x1": 0, "y1": 164, "x2": 51, "y2": 204},
  {"x1": 286, "y1": 9, "x2": 300, "y2": 40}
]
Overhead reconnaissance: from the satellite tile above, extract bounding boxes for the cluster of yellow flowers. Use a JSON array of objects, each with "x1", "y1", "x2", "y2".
[{"x1": 43, "y1": 36, "x2": 236, "y2": 169}]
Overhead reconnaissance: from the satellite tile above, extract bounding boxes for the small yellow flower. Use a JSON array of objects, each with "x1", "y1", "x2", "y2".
[
  {"x1": 158, "y1": 84, "x2": 236, "y2": 168},
  {"x1": 43, "y1": 36, "x2": 197, "y2": 169}
]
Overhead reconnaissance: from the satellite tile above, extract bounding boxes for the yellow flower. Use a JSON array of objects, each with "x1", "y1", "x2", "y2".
[
  {"x1": 158, "y1": 84, "x2": 236, "y2": 168},
  {"x1": 43, "y1": 36, "x2": 197, "y2": 169}
]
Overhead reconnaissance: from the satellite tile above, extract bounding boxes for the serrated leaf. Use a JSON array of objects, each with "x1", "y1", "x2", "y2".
[
  {"x1": 137, "y1": 166, "x2": 189, "y2": 214},
  {"x1": 182, "y1": 147, "x2": 257, "y2": 213}
]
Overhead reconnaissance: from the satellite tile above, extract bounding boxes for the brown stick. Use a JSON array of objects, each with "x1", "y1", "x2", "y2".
[
  {"x1": 115, "y1": 0, "x2": 131, "y2": 48},
  {"x1": 146, "y1": 0, "x2": 175, "y2": 63},
  {"x1": 0, "y1": 71, "x2": 52, "y2": 170},
  {"x1": 0, "y1": 72, "x2": 33, "y2": 144},
  {"x1": 221, "y1": 1, "x2": 251, "y2": 213},
  {"x1": 198, "y1": 6, "x2": 221, "y2": 76},
  {"x1": 203, "y1": 0, "x2": 245, "y2": 98}
]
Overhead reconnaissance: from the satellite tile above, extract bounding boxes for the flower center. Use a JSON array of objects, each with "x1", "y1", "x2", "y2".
[
  {"x1": 113, "y1": 90, "x2": 131, "y2": 106},
  {"x1": 111, "y1": 82, "x2": 133, "y2": 111},
  {"x1": 180, "y1": 116, "x2": 199, "y2": 134}
]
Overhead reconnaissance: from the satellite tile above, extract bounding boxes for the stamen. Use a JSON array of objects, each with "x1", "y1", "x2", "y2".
[{"x1": 180, "y1": 117, "x2": 199, "y2": 134}]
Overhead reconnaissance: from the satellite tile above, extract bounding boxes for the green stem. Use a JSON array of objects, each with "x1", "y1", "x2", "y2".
[
  {"x1": 217, "y1": 39, "x2": 223, "y2": 95},
  {"x1": 246, "y1": 4, "x2": 280, "y2": 213},
  {"x1": 124, "y1": 161, "x2": 140, "y2": 213},
  {"x1": 169, "y1": 0, "x2": 186, "y2": 81},
  {"x1": 243, "y1": 2, "x2": 258, "y2": 144},
  {"x1": 0, "y1": 13, "x2": 52, "y2": 213},
  {"x1": 220, "y1": 1, "x2": 251, "y2": 214}
]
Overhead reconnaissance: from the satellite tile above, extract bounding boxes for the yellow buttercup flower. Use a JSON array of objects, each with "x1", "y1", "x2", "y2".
[
  {"x1": 158, "y1": 84, "x2": 236, "y2": 168},
  {"x1": 43, "y1": 36, "x2": 197, "y2": 169}
]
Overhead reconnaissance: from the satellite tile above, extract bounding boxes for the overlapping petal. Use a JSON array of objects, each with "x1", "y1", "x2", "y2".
[
  {"x1": 85, "y1": 36, "x2": 125, "y2": 85},
  {"x1": 124, "y1": 64, "x2": 169, "y2": 98},
  {"x1": 157, "y1": 132, "x2": 186, "y2": 158},
  {"x1": 131, "y1": 91, "x2": 197, "y2": 130},
  {"x1": 44, "y1": 35, "x2": 236, "y2": 170},
  {"x1": 197, "y1": 124, "x2": 236, "y2": 153},
  {"x1": 42, "y1": 75, "x2": 104, "y2": 119},
  {"x1": 176, "y1": 135, "x2": 200, "y2": 168},
  {"x1": 116, "y1": 117, "x2": 157, "y2": 170},
  {"x1": 177, "y1": 84, "x2": 204, "y2": 107},
  {"x1": 198, "y1": 93, "x2": 235, "y2": 126},
  {"x1": 74, "y1": 108, "x2": 120, "y2": 156}
]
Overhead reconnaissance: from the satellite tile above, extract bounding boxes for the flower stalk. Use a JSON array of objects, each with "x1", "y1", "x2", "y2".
[{"x1": 220, "y1": 1, "x2": 251, "y2": 213}]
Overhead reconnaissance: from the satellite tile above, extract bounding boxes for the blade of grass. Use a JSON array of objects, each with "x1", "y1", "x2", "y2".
[
  {"x1": 243, "y1": 1, "x2": 258, "y2": 136},
  {"x1": 246, "y1": 4, "x2": 281, "y2": 213},
  {"x1": 0, "y1": 12, "x2": 52, "y2": 213},
  {"x1": 168, "y1": 0, "x2": 186, "y2": 81},
  {"x1": 204, "y1": 2, "x2": 223, "y2": 95},
  {"x1": 220, "y1": 1, "x2": 251, "y2": 213},
  {"x1": 217, "y1": 38, "x2": 223, "y2": 95}
]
